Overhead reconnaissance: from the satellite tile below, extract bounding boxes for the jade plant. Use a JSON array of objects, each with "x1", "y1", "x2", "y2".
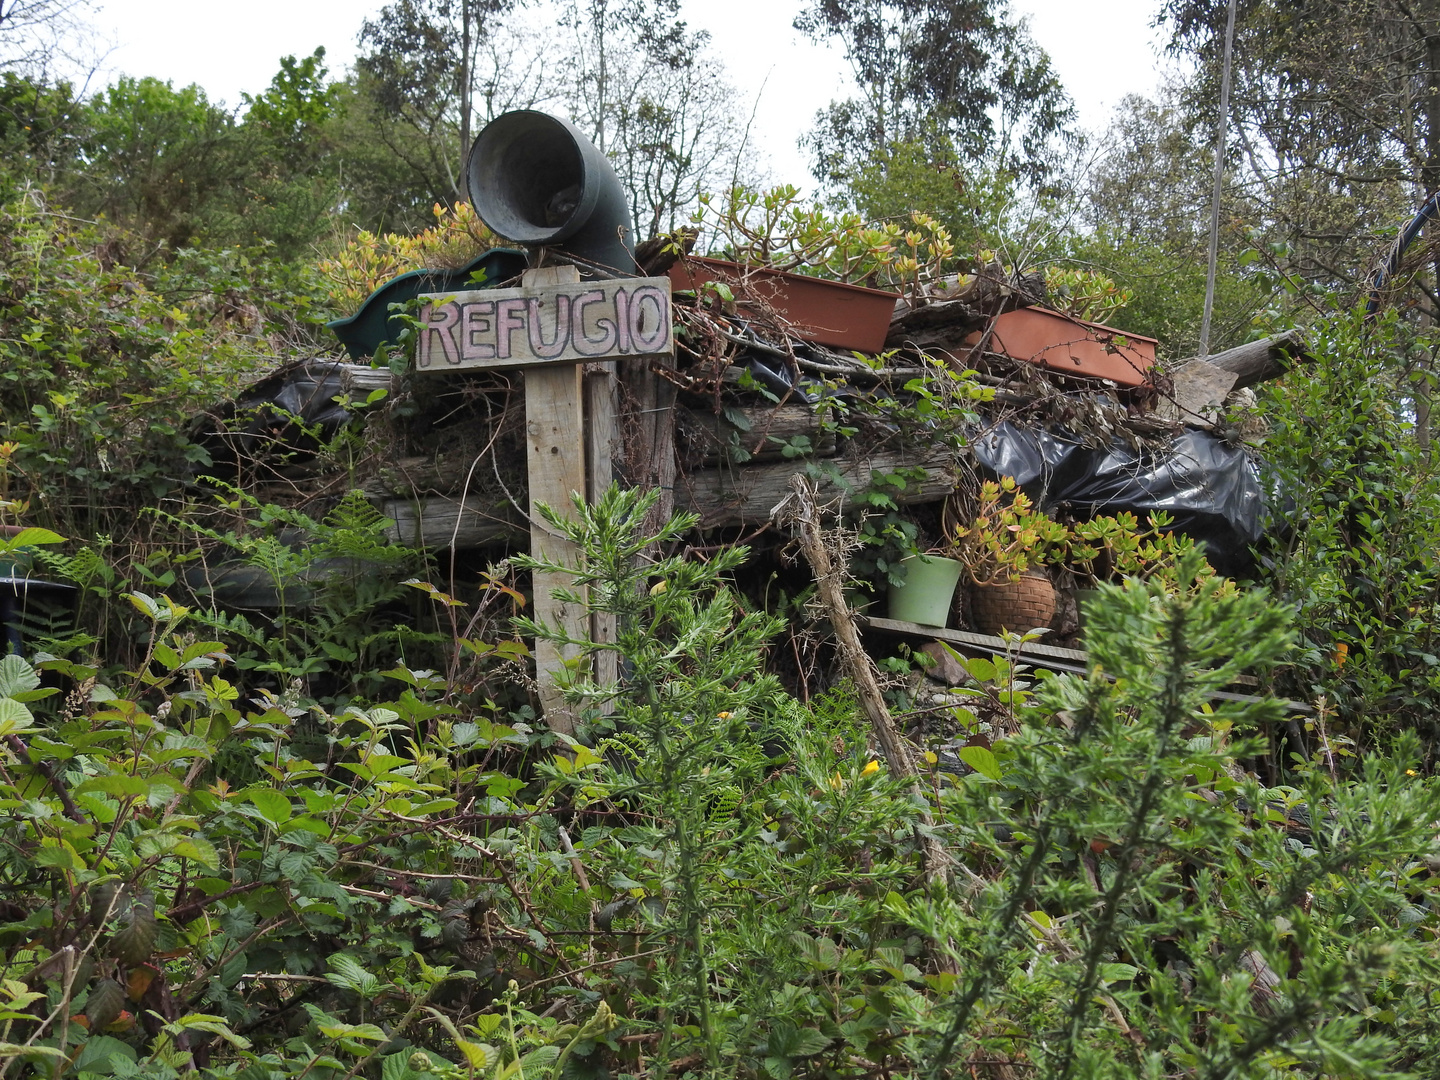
[
  {"x1": 1067, "y1": 509, "x2": 1225, "y2": 592},
  {"x1": 946, "y1": 481, "x2": 1226, "y2": 595},
  {"x1": 947, "y1": 477, "x2": 1070, "y2": 586}
]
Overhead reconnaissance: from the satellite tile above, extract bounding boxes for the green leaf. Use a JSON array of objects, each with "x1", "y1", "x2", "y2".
[
  {"x1": 962, "y1": 657, "x2": 997, "y2": 683},
  {"x1": 0, "y1": 654, "x2": 40, "y2": 697},
  {"x1": 505, "y1": 1045, "x2": 559, "y2": 1078},
  {"x1": 34, "y1": 838, "x2": 82, "y2": 871},
  {"x1": 73, "y1": 1034, "x2": 136, "y2": 1074},
  {"x1": 0, "y1": 1043, "x2": 69, "y2": 1062},
  {"x1": 958, "y1": 745, "x2": 1002, "y2": 781},
  {"x1": 84, "y1": 978, "x2": 127, "y2": 1032},
  {"x1": 246, "y1": 788, "x2": 293, "y2": 824},
  {"x1": 455, "y1": 1040, "x2": 495, "y2": 1070},
  {"x1": 789, "y1": 1027, "x2": 833, "y2": 1057},
  {"x1": 325, "y1": 953, "x2": 381, "y2": 999},
  {"x1": 317, "y1": 1022, "x2": 387, "y2": 1041},
  {"x1": 169, "y1": 834, "x2": 220, "y2": 869},
  {"x1": 0, "y1": 697, "x2": 34, "y2": 737},
  {"x1": 165, "y1": 1014, "x2": 252, "y2": 1049},
  {"x1": 110, "y1": 905, "x2": 157, "y2": 965},
  {"x1": 6, "y1": 527, "x2": 63, "y2": 547},
  {"x1": 75, "y1": 774, "x2": 149, "y2": 800}
]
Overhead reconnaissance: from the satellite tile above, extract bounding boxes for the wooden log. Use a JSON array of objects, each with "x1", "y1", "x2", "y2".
[
  {"x1": 1155, "y1": 359, "x2": 1239, "y2": 426},
  {"x1": 677, "y1": 404, "x2": 838, "y2": 464},
  {"x1": 886, "y1": 298, "x2": 984, "y2": 345},
  {"x1": 618, "y1": 355, "x2": 678, "y2": 535},
  {"x1": 1182, "y1": 330, "x2": 1309, "y2": 389},
  {"x1": 380, "y1": 492, "x2": 526, "y2": 550},
  {"x1": 676, "y1": 444, "x2": 958, "y2": 528},
  {"x1": 362, "y1": 454, "x2": 500, "y2": 499},
  {"x1": 586, "y1": 360, "x2": 621, "y2": 694}
]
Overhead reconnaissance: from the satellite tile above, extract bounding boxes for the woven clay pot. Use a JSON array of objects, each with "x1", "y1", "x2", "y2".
[{"x1": 969, "y1": 570, "x2": 1056, "y2": 636}]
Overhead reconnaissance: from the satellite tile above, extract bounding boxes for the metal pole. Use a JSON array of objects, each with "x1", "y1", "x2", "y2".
[{"x1": 1199, "y1": 0, "x2": 1238, "y2": 358}]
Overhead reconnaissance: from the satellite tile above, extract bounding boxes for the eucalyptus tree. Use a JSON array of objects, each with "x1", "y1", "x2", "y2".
[
  {"x1": 0, "y1": 0, "x2": 95, "y2": 74},
  {"x1": 357, "y1": 0, "x2": 540, "y2": 204},
  {"x1": 1159, "y1": 0, "x2": 1440, "y2": 438},
  {"x1": 794, "y1": 0, "x2": 1077, "y2": 195},
  {"x1": 1158, "y1": 0, "x2": 1435, "y2": 298},
  {"x1": 556, "y1": 0, "x2": 752, "y2": 235}
]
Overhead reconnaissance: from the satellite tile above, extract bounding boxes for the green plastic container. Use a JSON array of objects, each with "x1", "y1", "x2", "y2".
[
  {"x1": 886, "y1": 554, "x2": 963, "y2": 627},
  {"x1": 326, "y1": 248, "x2": 529, "y2": 360}
]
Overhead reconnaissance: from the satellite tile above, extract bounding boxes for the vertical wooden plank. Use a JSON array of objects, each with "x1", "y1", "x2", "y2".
[
  {"x1": 586, "y1": 361, "x2": 621, "y2": 695},
  {"x1": 619, "y1": 356, "x2": 677, "y2": 533},
  {"x1": 522, "y1": 266, "x2": 585, "y2": 734}
]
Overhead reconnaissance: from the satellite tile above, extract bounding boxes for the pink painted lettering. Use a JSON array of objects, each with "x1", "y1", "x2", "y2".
[
  {"x1": 527, "y1": 295, "x2": 571, "y2": 359},
  {"x1": 573, "y1": 290, "x2": 617, "y2": 355},
  {"x1": 613, "y1": 288, "x2": 632, "y2": 353},
  {"x1": 461, "y1": 301, "x2": 496, "y2": 361},
  {"x1": 419, "y1": 302, "x2": 460, "y2": 367},
  {"x1": 495, "y1": 298, "x2": 527, "y2": 360},
  {"x1": 629, "y1": 285, "x2": 670, "y2": 353}
]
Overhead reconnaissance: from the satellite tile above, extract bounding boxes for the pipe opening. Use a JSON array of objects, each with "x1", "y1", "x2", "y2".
[{"x1": 469, "y1": 112, "x2": 587, "y2": 243}]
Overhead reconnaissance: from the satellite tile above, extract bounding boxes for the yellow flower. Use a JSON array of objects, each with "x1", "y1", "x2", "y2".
[
  {"x1": 649, "y1": 580, "x2": 668, "y2": 596},
  {"x1": 828, "y1": 772, "x2": 845, "y2": 791},
  {"x1": 716, "y1": 711, "x2": 731, "y2": 720},
  {"x1": 862, "y1": 760, "x2": 880, "y2": 775}
]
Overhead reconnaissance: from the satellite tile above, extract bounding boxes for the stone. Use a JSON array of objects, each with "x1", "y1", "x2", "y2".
[
  {"x1": 1157, "y1": 359, "x2": 1240, "y2": 426},
  {"x1": 919, "y1": 640, "x2": 967, "y2": 685}
]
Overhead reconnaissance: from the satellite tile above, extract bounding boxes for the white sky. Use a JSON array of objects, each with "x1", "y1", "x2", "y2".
[{"x1": 81, "y1": 0, "x2": 1174, "y2": 190}]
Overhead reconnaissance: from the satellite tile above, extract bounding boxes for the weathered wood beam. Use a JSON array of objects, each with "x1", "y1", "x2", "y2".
[
  {"x1": 1181, "y1": 329, "x2": 1310, "y2": 389},
  {"x1": 677, "y1": 404, "x2": 838, "y2": 464},
  {"x1": 676, "y1": 444, "x2": 957, "y2": 528},
  {"x1": 380, "y1": 492, "x2": 527, "y2": 550}
]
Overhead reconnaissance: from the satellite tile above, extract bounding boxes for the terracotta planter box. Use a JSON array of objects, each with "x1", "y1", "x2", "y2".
[
  {"x1": 965, "y1": 306, "x2": 1157, "y2": 387},
  {"x1": 668, "y1": 257, "x2": 900, "y2": 353}
]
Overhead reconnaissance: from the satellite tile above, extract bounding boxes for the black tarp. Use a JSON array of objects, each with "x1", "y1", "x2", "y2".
[{"x1": 972, "y1": 420, "x2": 1264, "y2": 575}]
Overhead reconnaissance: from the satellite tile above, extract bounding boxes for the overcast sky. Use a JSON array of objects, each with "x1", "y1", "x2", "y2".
[{"x1": 81, "y1": 0, "x2": 1176, "y2": 189}]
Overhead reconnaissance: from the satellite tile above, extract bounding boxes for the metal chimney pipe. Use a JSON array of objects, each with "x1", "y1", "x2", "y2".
[{"x1": 466, "y1": 110, "x2": 639, "y2": 277}]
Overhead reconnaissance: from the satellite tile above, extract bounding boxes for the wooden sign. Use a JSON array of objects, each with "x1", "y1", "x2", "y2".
[{"x1": 416, "y1": 276, "x2": 673, "y2": 371}]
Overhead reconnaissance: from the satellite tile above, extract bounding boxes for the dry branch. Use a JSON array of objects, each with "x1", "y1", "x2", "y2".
[{"x1": 775, "y1": 474, "x2": 951, "y2": 888}]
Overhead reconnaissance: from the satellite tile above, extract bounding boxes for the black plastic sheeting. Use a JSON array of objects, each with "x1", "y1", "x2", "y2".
[
  {"x1": 229, "y1": 361, "x2": 358, "y2": 452},
  {"x1": 197, "y1": 360, "x2": 368, "y2": 481},
  {"x1": 972, "y1": 421, "x2": 1264, "y2": 575}
]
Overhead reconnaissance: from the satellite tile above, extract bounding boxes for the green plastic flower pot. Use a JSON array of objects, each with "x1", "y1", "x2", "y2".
[{"x1": 886, "y1": 554, "x2": 963, "y2": 627}]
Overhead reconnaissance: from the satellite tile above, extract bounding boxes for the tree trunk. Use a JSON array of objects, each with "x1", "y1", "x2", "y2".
[
  {"x1": 1176, "y1": 329, "x2": 1309, "y2": 389},
  {"x1": 459, "y1": 2, "x2": 473, "y2": 200}
]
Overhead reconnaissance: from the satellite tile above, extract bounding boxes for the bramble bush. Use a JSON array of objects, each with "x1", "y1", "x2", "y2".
[{"x1": 6, "y1": 485, "x2": 1440, "y2": 1080}]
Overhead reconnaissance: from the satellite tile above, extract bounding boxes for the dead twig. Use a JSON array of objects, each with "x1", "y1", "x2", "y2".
[{"x1": 773, "y1": 474, "x2": 953, "y2": 890}]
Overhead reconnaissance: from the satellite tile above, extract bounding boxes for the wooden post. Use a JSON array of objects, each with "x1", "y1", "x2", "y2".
[
  {"x1": 586, "y1": 360, "x2": 621, "y2": 694},
  {"x1": 415, "y1": 264, "x2": 673, "y2": 733},
  {"x1": 524, "y1": 266, "x2": 588, "y2": 732}
]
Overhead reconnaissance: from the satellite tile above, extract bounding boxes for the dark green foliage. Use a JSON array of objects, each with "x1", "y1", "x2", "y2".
[
  {"x1": 3, "y1": 9, "x2": 1440, "y2": 1077},
  {"x1": 174, "y1": 488, "x2": 440, "y2": 706},
  {"x1": 4, "y1": 486, "x2": 1440, "y2": 1078},
  {"x1": 1258, "y1": 311, "x2": 1440, "y2": 753}
]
